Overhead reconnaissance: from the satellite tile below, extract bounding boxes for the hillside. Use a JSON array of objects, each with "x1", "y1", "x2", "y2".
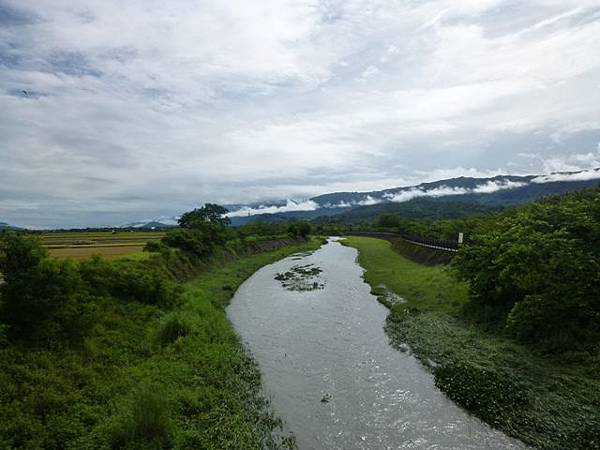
[
  {"x1": 228, "y1": 170, "x2": 600, "y2": 225},
  {"x1": 0, "y1": 222, "x2": 19, "y2": 230}
]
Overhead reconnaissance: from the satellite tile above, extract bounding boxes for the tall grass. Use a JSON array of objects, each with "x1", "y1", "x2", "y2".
[
  {"x1": 111, "y1": 385, "x2": 172, "y2": 449},
  {"x1": 157, "y1": 313, "x2": 192, "y2": 346}
]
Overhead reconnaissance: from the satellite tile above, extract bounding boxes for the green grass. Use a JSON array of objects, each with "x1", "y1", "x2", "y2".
[
  {"x1": 345, "y1": 236, "x2": 600, "y2": 450},
  {"x1": 0, "y1": 238, "x2": 323, "y2": 449},
  {"x1": 343, "y1": 236, "x2": 469, "y2": 315}
]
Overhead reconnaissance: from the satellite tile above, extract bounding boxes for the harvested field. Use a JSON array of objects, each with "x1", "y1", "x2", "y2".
[{"x1": 38, "y1": 230, "x2": 165, "y2": 260}]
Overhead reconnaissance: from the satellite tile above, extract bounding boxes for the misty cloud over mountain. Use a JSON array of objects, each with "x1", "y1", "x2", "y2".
[{"x1": 225, "y1": 169, "x2": 600, "y2": 220}]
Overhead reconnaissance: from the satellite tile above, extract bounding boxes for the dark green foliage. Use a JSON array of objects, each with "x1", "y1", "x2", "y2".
[
  {"x1": 434, "y1": 363, "x2": 529, "y2": 427},
  {"x1": 178, "y1": 203, "x2": 230, "y2": 228},
  {"x1": 287, "y1": 221, "x2": 311, "y2": 239},
  {"x1": 372, "y1": 210, "x2": 497, "y2": 242},
  {"x1": 157, "y1": 314, "x2": 192, "y2": 345},
  {"x1": 78, "y1": 256, "x2": 181, "y2": 308},
  {"x1": 162, "y1": 228, "x2": 215, "y2": 258},
  {"x1": 334, "y1": 198, "x2": 503, "y2": 223},
  {"x1": 163, "y1": 204, "x2": 234, "y2": 260},
  {"x1": 109, "y1": 264, "x2": 181, "y2": 308},
  {"x1": 0, "y1": 233, "x2": 93, "y2": 344},
  {"x1": 0, "y1": 223, "x2": 319, "y2": 449},
  {"x1": 453, "y1": 187, "x2": 600, "y2": 351},
  {"x1": 0, "y1": 324, "x2": 7, "y2": 347},
  {"x1": 385, "y1": 308, "x2": 600, "y2": 450},
  {"x1": 111, "y1": 385, "x2": 172, "y2": 449},
  {"x1": 143, "y1": 240, "x2": 169, "y2": 254}
]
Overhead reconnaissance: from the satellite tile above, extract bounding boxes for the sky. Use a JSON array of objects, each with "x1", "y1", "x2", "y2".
[{"x1": 1, "y1": 0, "x2": 600, "y2": 228}]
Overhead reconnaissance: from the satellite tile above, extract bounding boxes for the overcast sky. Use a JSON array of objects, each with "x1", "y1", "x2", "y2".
[{"x1": 1, "y1": 0, "x2": 600, "y2": 227}]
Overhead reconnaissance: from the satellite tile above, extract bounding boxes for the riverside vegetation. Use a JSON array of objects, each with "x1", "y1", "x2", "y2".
[
  {"x1": 0, "y1": 204, "x2": 321, "y2": 449},
  {"x1": 346, "y1": 186, "x2": 600, "y2": 449}
]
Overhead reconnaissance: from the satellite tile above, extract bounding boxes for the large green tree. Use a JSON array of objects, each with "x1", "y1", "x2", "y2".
[
  {"x1": 453, "y1": 187, "x2": 600, "y2": 350},
  {"x1": 162, "y1": 204, "x2": 232, "y2": 258},
  {"x1": 177, "y1": 203, "x2": 230, "y2": 228},
  {"x1": 0, "y1": 233, "x2": 92, "y2": 344}
]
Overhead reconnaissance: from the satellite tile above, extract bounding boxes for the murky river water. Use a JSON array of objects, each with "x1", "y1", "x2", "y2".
[{"x1": 227, "y1": 238, "x2": 525, "y2": 450}]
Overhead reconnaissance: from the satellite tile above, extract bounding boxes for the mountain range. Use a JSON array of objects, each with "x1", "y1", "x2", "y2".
[
  {"x1": 226, "y1": 168, "x2": 600, "y2": 225},
  {"x1": 4, "y1": 169, "x2": 598, "y2": 230}
]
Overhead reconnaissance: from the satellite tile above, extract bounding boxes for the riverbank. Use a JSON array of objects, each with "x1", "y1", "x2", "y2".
[
  {"x1": 0, "y1": 237, "x2": 323, "y2": 449},
  {"x1": 344, "y1": 236, "x2": 600, "y2": 450}
]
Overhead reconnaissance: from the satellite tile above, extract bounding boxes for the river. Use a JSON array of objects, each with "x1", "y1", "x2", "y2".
[{"x1": 227, "y1": 238, "x2": 525, "y2": 450}]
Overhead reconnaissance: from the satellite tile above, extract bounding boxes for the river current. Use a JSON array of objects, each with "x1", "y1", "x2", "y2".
[{"x1": 227, "y1": 238, "x2": 525, "y2": 450}]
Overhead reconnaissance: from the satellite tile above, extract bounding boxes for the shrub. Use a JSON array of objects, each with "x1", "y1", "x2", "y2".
[
  {"x1": 0, "y1": 324, "x2": 8, "y2": 347},
  {"x1": 161, "y1": 229, "x2": 213, "y2": 259},
  {"x1": 0, "y1": 233, "x2": 93, "y2": 344},
  {"x1": 287, "y1": 221, "x2": 311, "y2": 239},
  {"x1": 79, "y1": 258, "x2": 181, "y2": 308},
  {"x1": 143, "y1": 241, "x2": 168, "y2": 254},
  {"x1": 453, "y1": 187, "x2": 600, "y2": 351},
  {"x1": 111, "y1": 386, "x2": 172, "y2": 449},
  {"x1": 157, "y1": 314, "x2": 192, "y2": 345},
  {"x1": 110, "y1": 264, "x2": 181, "y2": 308},
  {"x1": 434, "y1": 363, "x2": 529, "y2": 427}
]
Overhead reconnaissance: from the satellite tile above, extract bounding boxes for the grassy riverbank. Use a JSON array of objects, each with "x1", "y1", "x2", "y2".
[
  {"x1": 344, "y1": 236, "x2": 600, "y2": 450},
  {"x1": 0, "y1": 238, "x2": 323, "y2": 449}
]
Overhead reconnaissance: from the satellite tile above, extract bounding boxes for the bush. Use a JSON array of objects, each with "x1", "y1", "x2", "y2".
[
  {"x1": 0, "y1": 233, "x2": 93, "y2": 344},
  {"x1": 110, "y1": 264, "x2": 181, "y2": 308},
  {"x1": 143, "y1": 241, "x2": 168, "y2": 254},
  {"x1": 287, "y1": 221, "x2": 311, "y2": 239},
  {"x1": 157, "y1": 314, "x2": 192, "y2": 345},
  {"x1": 0, "y1": 323, "x2": 8, "y2": 347},
  {"x1": 79, "y1": 258, "x2": 181, "y2": 308},
  {"x1": 453, "y1": 188, "x2": 600, "y2": 351},
  {"x1": 434, "y1": 363, "x2": 529, "y2": 427},
  {"x1": 111, "y1": 385, "x2": 172, "y2": 449},
  {"x1": 161, "y1": 228, "x2": 213, "y2": 259}
]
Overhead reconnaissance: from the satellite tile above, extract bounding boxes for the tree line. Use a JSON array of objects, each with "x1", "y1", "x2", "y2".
[
  {"x1": 0, "y1": 204, "x2": 312, "y2": 346},
  {"x1": 371, "y1": 187, "x2": 600, "y2": 352}
]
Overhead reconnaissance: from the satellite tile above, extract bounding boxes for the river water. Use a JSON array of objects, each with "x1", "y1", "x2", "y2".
[{"x1": 227, "y1": 238, "x2": 525, "y2": 450}]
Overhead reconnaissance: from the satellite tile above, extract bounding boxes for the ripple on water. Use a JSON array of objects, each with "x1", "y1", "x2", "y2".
[{"x1": 228, "y1": 238, "x2": 527, "y2": 450}]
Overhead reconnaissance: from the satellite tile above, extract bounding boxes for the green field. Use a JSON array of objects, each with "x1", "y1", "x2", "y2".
[
  {"x1": 38, "y1": 230, "x2": 166, "y2": 260},
  {"x1": 345, "y1": 236, "x2": 600, "y2": 450}
]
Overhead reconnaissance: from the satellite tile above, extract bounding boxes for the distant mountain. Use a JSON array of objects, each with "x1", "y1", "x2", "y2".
[
  {"x1": 0, "y1": 222, "x2": 20, "y2": 230},
  {"x1": 323, "y1": 198, "x2": 504, "y2": 223},
  {"x1": 118, "y1": 218, "x2": 177, "y2": 229},
  {"x1": 228, "y1": 169, "x2": 600, "y2": 224}
]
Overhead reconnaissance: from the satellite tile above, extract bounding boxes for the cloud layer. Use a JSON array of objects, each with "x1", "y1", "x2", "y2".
[
  {"x1": 1, "y1": 0, "x2": 600, "y2": 227},
  {"x1": 383, "y1": 180, "x2": 527, "y2": 203},
  {"x1": 226, "y1": 200, "x2": 320, "y2": 218}
]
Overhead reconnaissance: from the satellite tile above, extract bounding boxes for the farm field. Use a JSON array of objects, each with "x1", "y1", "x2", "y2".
[{"x1": 38, "y1": 230, "x2": 166, "y2": 260}]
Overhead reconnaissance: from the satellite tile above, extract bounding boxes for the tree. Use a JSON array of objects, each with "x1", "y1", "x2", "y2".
[
  {"x1": 178, "y1": 204, "x2": 230, "y2": 229},
  {"x1": 453, "y1": 187, "x2": 600, "y2": 350},
  {"x1": 162, "y1": 204, "x2": 232, "y2": 259},
  {"x1": 287, "y1": 221, "x2": 311, "y2": 239},
  {"x1": 0, "y1": 233, "x2": 92, "y2": 344}
]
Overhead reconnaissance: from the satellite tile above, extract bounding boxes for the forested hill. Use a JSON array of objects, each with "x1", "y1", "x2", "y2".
[{"x1": 229, "y1": 170, "x2": 600, "y2": 225}]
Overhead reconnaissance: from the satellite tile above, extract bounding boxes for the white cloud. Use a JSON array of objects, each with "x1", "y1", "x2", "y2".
[
  {"x1": 531, "y1": 169, "x2": 600, "y2": 184},
  {"x1": 323, "y1": 195, "x2": 383, "y2": 209},
  {"x1": 1, "y1": 0, "x2": 600, "y2": 226},
  {"x1": 226, "y1": 200, "x2": 319, "y2": 218},
  {"x1": 384, "y1": 179, "x2": 528, "y2": 203},
  {"x1": 357, "y1": 195, "x2": 382, "y2": 206},
  {"x1": 384, "y1": 186, "x2": 469, "y2": 203},
  {"x1": 472, "y1": 180, "x2": 528, "y2": 193}
]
